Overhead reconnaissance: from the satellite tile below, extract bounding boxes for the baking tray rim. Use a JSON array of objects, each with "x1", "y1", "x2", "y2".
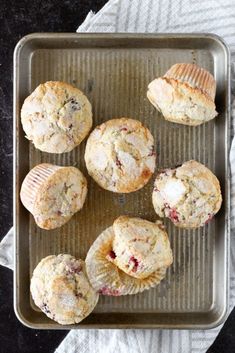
[{"x1": 13, "y1": 32, "x2": 231, "y2": 330}]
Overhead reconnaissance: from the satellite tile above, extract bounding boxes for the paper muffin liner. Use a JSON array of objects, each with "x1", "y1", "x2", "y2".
[
  {"x1": 20, "y1": 163, "x2": 62, "y2": 214},
  {"x1": 164, "y1": 63, "x2": 216, "y2": 101},
  {"x1": 85, "y1": 226, "x2": 167, "y2": 296}
]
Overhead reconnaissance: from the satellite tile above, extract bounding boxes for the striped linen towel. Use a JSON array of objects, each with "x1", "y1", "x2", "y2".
[{"x1": 1, "y1": 1, "x2": 235, "y2": 352}]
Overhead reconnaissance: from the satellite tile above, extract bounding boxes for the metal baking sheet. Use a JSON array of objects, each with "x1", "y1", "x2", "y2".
[{"x1": 13, "y1": 33, "x2": 230, "y2": 329}]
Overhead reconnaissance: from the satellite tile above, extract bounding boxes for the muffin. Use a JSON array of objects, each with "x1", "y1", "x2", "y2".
[
  {"x1": 85, "y1": 217, "x2": 172, "y2": 296},
  {"x1": 152, "y1": 160, "x2": 222, "y2": 228},
  {"x1": 112, "y1": 216, "x2": 173, "y2": 279},
  {"x1": 20, "y1": 163, "x2": 87, "y2": 230},
  {"x1": 21, "y1": 81, "x2": 92, "y2": 153},
  {"x1": 30, "y1": 254, "x2": 99, "y2": 325},
  {"x1": 84, "y1": 118, "x2": 156, "y2": 193},
  {"x1": 147, "y1": 63, "x2": 217, "y2": 126}
]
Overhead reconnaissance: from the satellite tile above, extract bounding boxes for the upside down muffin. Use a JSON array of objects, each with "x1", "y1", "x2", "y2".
[
  {"x1": 20, "y1": 163, "x2": 87, "y2": 229},
  {"x1": 147, "y1": 63, "x2": 217, "y2": 126}
]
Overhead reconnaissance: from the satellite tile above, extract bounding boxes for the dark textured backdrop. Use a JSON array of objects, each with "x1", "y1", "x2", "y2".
[
  {"x1": 0, "y1": 1, "x2": 235, "y2": 353},
  {"x1": 0, "y1": 1, "x2": 107, "y2": 352}
]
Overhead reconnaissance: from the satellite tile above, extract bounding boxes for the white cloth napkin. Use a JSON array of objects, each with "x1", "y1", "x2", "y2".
[
  {"x1": 1, "y1": 1, "x2": 235, "y2": 352},
  {"x1": 0, "y1": 227, "x2": 14, "y2": 270}
]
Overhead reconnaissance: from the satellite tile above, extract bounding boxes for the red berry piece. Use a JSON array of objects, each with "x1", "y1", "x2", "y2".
[
  {"x1": 129, "y1": 256, "x2": 139, "y2": 272},
  {"x1": 98, "y1": 286, "x2": 120, "y2": 296}
]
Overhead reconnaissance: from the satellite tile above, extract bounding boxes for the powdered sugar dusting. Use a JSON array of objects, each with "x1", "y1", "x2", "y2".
[{"x1": 162, "y1": 179, "x2": 186, "y2": 206}]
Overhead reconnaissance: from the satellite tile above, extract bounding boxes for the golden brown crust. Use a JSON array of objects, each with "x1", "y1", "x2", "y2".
[
  {"x1": 152, "y1": 160, "x2": 222, "y2": 228},
  {"x1": 85, "y1": 118, "x2": 156, "y2": 193},
  {"x1": 30, "y1": 254, "x2": 99, "y2": 325},
  {"x1": 112, "y1": 216, "x2": 173, "y2": 278},
  {"x1": 21, "y1": 81, "x2": 92, "y2": 153}
]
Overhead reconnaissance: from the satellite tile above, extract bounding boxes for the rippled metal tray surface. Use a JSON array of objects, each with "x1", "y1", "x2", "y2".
[{"x1": 14, "y1": 33, "x2": 230, "y2": 329}]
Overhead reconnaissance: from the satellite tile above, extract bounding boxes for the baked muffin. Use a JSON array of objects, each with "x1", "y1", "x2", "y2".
[
  {"x1": 20, "y1": 163, "x2": 87, "y2": 230},
  {"x1": 30, "y1": 254, "x2": 99, "y2": 325},
  {"x1": 152, "y1": 160, "x2": 222, "y2": 228},
  {"x1": 112, "y1": 216, "x2": 173, "y2": 279},
  {"x1": 84, "y1": 118, "x2": 156, "y2": 193},
  {"x1": 85, "y1": 217, "x2": 172, "y2": 296},
  {"x1": 21, "y1": 81, "x2": 92, "y2": 153},
  {"x1": 147, "y1": 63, "x2": 217, "y2": 126}
]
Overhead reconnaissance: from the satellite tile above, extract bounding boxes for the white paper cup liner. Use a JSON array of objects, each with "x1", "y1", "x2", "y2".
[
  {"x1": 164, "y1": 63, "x2": 216, "y2": 101},
  {"x1": 20, "y1": 163, "x2": 61, "y2": 214},
  {"x1": 85, "y1": 226, "x2": 167, "y2": 296}
]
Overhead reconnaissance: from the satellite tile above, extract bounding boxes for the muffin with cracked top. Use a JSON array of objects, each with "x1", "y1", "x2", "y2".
[
  {"x1": 152, "y1": 160, "x2": 222, "y2": 228},
  {"x1": 30, "y1": 254, "x2": 99, "y2": 325},
  {"x1": 21, "y1": 81, "x2": 92, "y2": 153},
  {"x1": 147, "y1": 63, "x2": 217, "y2": 126},
  {"x1": 112, "y1": 216, "x2": 173, "y2": 279},
  {"x1": 84, "y1": 118, "x2": 156, "y2": 193}
]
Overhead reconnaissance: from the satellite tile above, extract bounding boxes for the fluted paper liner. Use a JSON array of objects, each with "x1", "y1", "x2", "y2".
[
  {"x1": 164, "y1": 63, "x2": 216, "y2": 101},
  {"x1": 85, "y1": 226, "x2": 167, "y2": 296},
  {"x1": 20, "y1": 163, "x2": 62, "y2": 214}
]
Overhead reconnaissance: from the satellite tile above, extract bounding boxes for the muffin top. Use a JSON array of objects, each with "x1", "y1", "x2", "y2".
[
  {"x1": 84, "y1": 118, "x2": 156, "y2": 193},
  {"x1": 147, "y1": 63, "x2": 217, "y2": 126},
  {"x1": 30, "y1": 254, "x2": 99, "y2": 325},
  {"x1": 21, "y1": 81, "x2": 92, "y2": 153},
  {"x1": 112, "y1": 216, "x2": 173, "y2": 279},
  {"x1": 85, "y1": 226, "x2": 167, "y2": 296},
  {"x1": 152, "y1": 160, "x2": 222, "y2": 228},
  {"x1": 20, "y1": 164, "x2": 87, "y2": 230}
]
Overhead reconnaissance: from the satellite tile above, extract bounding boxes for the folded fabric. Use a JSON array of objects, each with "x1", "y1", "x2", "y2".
[{"x1": 0, "y1": 227, "x2": 13, "y2": 270}]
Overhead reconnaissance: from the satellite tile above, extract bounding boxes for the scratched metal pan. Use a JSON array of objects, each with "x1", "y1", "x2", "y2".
[{"x1": 13, "y1": 33, "x2": 230, "y2": 329}]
